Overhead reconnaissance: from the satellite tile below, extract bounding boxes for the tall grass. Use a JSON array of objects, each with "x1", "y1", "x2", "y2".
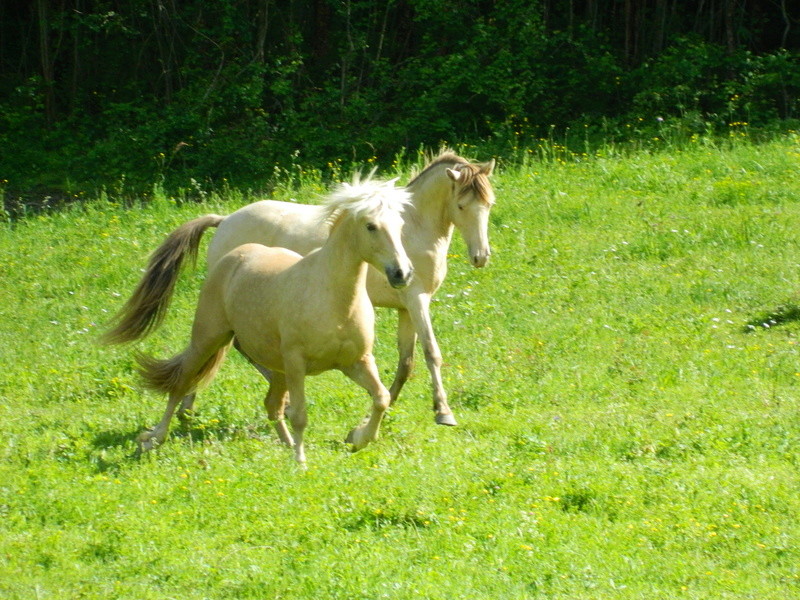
[{"x1": 1, "y1": 134, "x2": 799, "y2": 598}]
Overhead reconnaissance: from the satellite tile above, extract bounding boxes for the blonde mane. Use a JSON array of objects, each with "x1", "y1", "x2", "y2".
[
  {"x1": 320, "y1": 174, "x2": 411, "y2": 228},
  {"x1": 408, "y1": 149, "x2": 495, "y2": 206}
]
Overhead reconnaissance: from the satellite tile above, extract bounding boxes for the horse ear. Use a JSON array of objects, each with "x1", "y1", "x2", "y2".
[
  {"x1": 446, "y1": 168, "x2": 463, "y2": 182},
  {"x1": 480, "y1": 159, "x2": 496, "y2": 176}
]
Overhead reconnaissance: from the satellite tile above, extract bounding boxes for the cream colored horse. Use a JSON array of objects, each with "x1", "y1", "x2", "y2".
[
  {"x1": 133, "y1": 179, "x2": 412, "y2": 463},
  {"x1": 104, "y1": 151, "x2": 496, "y2": 425}
]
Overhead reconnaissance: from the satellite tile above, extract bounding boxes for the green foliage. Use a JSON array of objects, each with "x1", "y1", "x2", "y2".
[
  {"x1": 631, "y1": 36, "x2": 800, "y2": 128},
  {"x1": 2, "y1": 134, "x2": 800, "y2": 597},
  {"x1": 1, "y1": 2, "x2": 799, "y2": 196}
]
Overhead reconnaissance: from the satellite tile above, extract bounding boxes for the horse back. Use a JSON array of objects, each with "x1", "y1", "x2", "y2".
[{"x1": 206, "y1": 200, "x2": 326, "y2": 269}]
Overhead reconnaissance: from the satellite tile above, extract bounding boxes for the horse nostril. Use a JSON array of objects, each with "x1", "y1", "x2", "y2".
[
  {"x1": 387, "y1": 265, "x2": 412, "y2": 288},
  {"x1": 472, "y1": 253, "x2": 489, "y2": 267}
]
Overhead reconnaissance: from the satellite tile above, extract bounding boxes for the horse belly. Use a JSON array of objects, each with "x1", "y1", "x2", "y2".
[{"x1": 304, "y1": 335, "x2": 367, "y2": 375}]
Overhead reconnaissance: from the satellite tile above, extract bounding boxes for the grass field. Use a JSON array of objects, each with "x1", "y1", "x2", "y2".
[{"x1": 1, "y1": 134, "x2": 799, "y2": 598}]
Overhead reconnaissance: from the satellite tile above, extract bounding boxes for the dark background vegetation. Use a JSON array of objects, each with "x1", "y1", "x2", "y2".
[{"x1": 1, "y1": 0, "x2": 798, "y2": 197}]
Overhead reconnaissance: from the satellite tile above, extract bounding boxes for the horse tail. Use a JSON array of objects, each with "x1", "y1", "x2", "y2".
[
  {"x1": 101, "y1": 214, "x2": 225, "y2": 345},
  {"x1": 136, "y1": 343, "x2": 230, "y2": 397}
]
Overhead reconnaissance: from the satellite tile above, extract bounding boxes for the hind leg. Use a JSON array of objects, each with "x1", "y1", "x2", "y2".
[
  {"x1": 138, "y1": 331, "x2": 233, "y2": 452},
  {"x1": 176, "y1": 392, "x2": 196, "y2": 424},
  {"x1": 342, "y1": 354, "x2": 391, "y2": 451},
  {"x1": 388, "y1": 309, "x2": 417, "y2": 405},
  {"x1": 230, "y1": 338, "x2": 289, "y2": 444},
  {"x1": 138, "y1": 391, "x2": 185, "y2": 451},
  {"x1": 138, "y1": 346, "x2": 228, "y2": 452},
  {"x1": 235, "y1": 339, "x2": 281, "y2": 412},
  {"x1": 176, "y1": 338, "x2": 275, "y2": 423}
]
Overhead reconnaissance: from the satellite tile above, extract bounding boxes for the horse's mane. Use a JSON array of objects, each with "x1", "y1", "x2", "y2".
[
  {"x1": 408, "y1": 148, "x2": 495, "y2": 206},
  {"x1": 407, "y1": 148, "x2": 465, "y2": 184},
  {"x1": 319, "y1": 173, "x2": 411, "y2": 229}
]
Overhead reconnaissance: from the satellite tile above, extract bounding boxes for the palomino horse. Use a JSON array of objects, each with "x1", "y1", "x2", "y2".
[
  {"x1": 103, "y1": 150, "x2": 496, "y2": 425},
  {"x1": 131, "y1": 178, "x2": 412, "y2": 463}
]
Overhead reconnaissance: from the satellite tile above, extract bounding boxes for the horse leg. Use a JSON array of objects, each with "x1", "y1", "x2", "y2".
[
  {"x1": 138, "y1": 336, "x2": 232, "y2": 452},
  {"x1": 138, "y1": 391, "x2": 184, "y2": 452},
  {"x1": 263, "y1": 372, "x2": 293, "y2": 447},
  {"x1": 176, "y1": 392, "x2": 196, "y2": 424},
  {"x1": 257, "y1": 363, "x2": 293, "y2": 446},
  {"x1": 283, "y1": 355, "x2": 308, "y2": 464},
  {"x1": 229, "y1": 335, "x2": 283, "y2": 411},
  {"x1": 177, "y1": 338, "x2": 262, "y2": 423},
  {"x1": 342, "y1": 354, "x2": 391, "y2": 450},
  {"x1": 405, "y1": 292, "x2": 457, "y2": 426},
  {"x1": 137, "y1": 291, "x2": 234, "y2": 450},
  {"x1": 388, "y1": 308, "x2": 417, "y2": 405},
  {"x1": 233, "y1": 339, "x2": 292, "y2": 445}
]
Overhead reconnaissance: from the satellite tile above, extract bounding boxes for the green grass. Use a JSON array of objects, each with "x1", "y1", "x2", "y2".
[{"x1": 2, "y1": 135, "x2": 800, "y2": 598}]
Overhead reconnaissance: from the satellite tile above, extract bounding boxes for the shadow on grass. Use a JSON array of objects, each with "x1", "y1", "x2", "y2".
[
  {"x1": 743, "y1": 302, "x2": 800, "y2": 333},
  {"x1": 88, "y1": 416, "x2": 262, "y2": 471},
  {"x1": 85, "y1": 427, "x2": 142, "y2": 472},
  {"x1": 92, "y1": 429, "x2": 138, "y2": 450}
]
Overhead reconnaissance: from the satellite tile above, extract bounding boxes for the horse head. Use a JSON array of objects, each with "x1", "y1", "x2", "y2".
[
  {"x1": 446, "y1": 158, "x2": 496, "y2": 268},
  {"x1": 325, "y1": 177, "x2": 414, "y2": 288}
]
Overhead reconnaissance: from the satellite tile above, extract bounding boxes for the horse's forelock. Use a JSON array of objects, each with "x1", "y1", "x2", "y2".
[{"x1": 454, "y1": 163, "x2": 495, "y2": 206}]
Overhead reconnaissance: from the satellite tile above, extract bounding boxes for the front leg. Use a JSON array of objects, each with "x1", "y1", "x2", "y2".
[
  {"x1": 341, "y1": 354, "x2": 392, "y2": 450},
  {"x1": 404, "y1": 292, "x2": 457, "y2": 426},
  {"x1": 262, "y1": 371, "x2": 293, "y2": 448},
  {"x1": 283, "y1": 354, "x2": 308, "y2": 465}
]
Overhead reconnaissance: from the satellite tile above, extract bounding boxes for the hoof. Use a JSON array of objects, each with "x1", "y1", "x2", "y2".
[
  {"x1": 345, "y1": 427, "x2": 372, "y2": 451},
  {"x1": 136, "y1": 430, "x2": 161, "y2": 452},
  {"x1": 435, "y1": 413, "x2": 458, "y2": 426}
]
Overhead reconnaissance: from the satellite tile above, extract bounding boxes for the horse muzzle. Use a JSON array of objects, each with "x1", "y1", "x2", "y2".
[{"x1": 386, "y1": 265, "x2": 413, "y2": 289}]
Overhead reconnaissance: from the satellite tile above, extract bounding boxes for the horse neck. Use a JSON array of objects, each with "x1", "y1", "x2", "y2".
[
  {"x1": 314, "y1": 218, "x2": 369, "y2": 311},
  {"x1": 407, "y1": 162, "x2": 457, "y2": 241}
]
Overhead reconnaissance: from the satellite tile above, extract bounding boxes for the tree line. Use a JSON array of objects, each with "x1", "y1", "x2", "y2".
[{"x1": 1, "y1": 0, "x2": 798, "y2": 195}]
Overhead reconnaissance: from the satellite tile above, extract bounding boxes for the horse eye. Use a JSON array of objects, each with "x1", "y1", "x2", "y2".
[{"x1": 366, "y1": 222, "x2": 377, "y2": 231}]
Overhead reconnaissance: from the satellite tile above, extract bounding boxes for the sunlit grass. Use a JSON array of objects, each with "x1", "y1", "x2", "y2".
[{"x1": 1, "y1": 134, "x2": 800, "y2": 598}]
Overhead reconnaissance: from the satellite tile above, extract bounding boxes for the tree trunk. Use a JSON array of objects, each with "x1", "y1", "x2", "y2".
[
  {"x1": 37, "y1": 0, "x2": 56, "y2": 124},
  {"x1": 255, "y1": 0, "x2": 270, "y2": 64},
  {"x1": 724, "y1": 0, "x2": 736, "y2": 54}
]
